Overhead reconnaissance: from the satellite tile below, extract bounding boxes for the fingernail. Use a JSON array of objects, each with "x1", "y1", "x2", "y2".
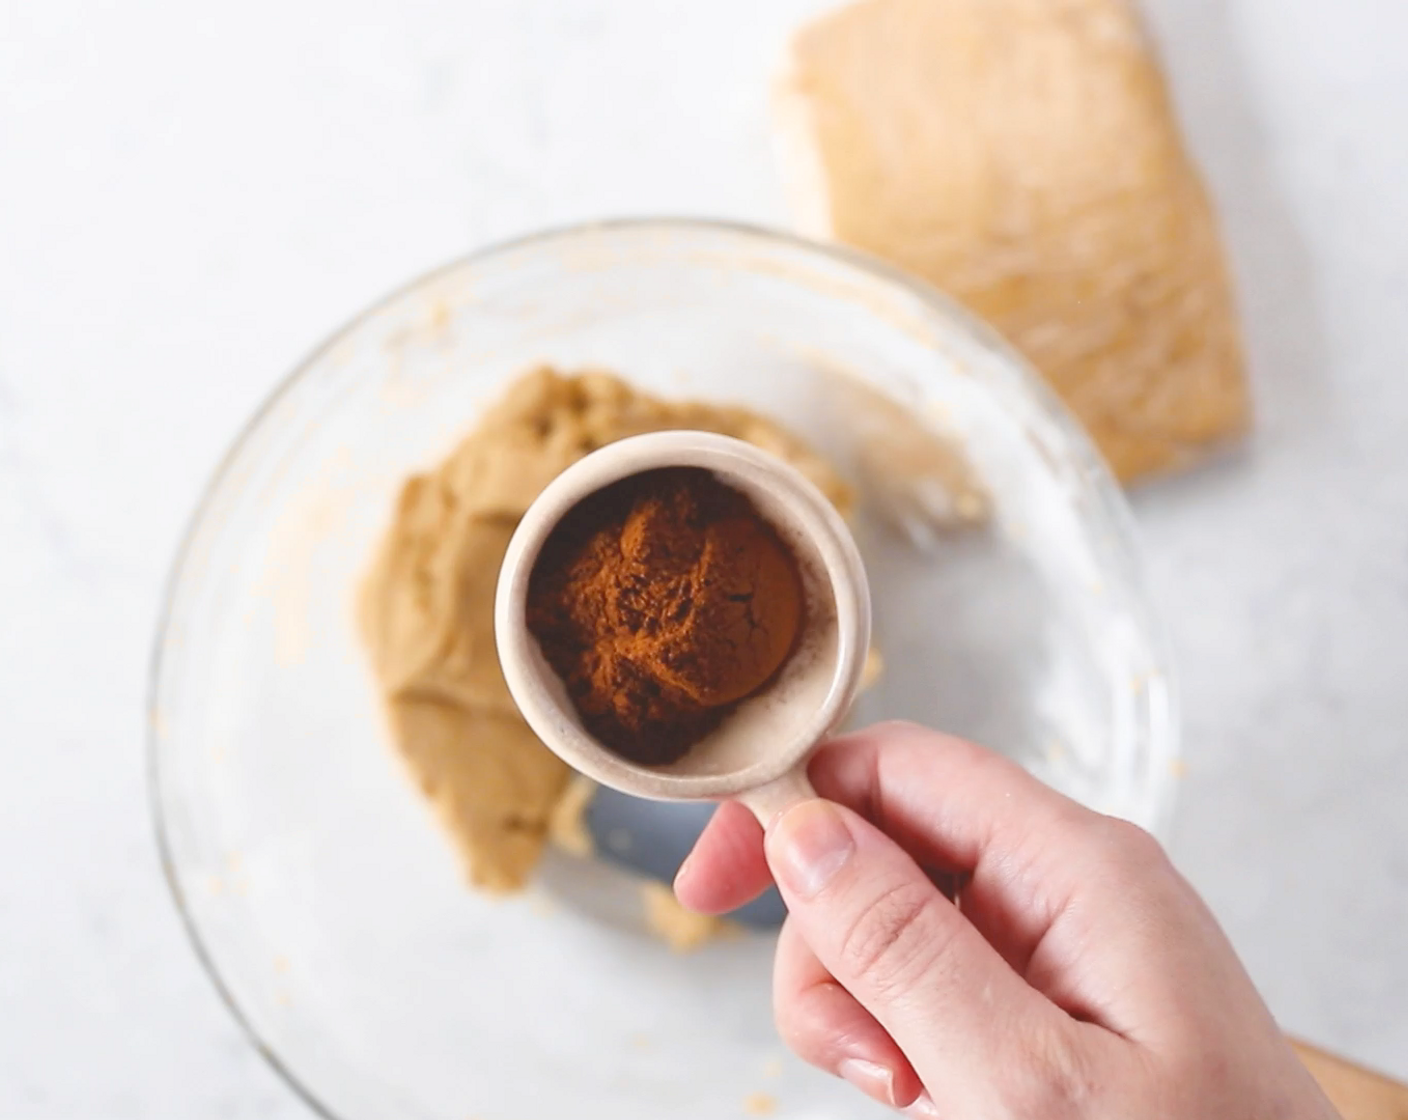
[
  {"x1": 837, "y1": 1058, "x2": 895, "y2": 1107},
  {"x1": 768, "y1": 800, "x2": 855, "y2": 899},
  {"x1": 905, "y1": 1090, "x2": 940, "y2": 1118},
  {"x1": 672, "y1": 851, "x2": 694, "y2": 892}
]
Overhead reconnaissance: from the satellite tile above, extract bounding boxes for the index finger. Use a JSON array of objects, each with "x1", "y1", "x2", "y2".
[
  {"x1": 677, "y1": 721, "x2": 1095, "y2": 970},
  {"x1": 675, "y1": 799, "x2": 770, "y2": 913}
]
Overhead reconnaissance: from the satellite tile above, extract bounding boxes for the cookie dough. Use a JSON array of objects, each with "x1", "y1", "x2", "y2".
[
  {"x1": 774, "y1": 0, "x2": 1250, "y2": 480},
  {"x1": 641, "y1": 881, "x2": 733, "y2": 954},
  {"x1": 359, "y1": 367, "x2": 853, "y2": 894}
]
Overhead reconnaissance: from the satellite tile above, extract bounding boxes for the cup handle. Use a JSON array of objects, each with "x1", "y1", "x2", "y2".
[{"x1": 737, "y1": 766, "x2": 817, "y2": 827}]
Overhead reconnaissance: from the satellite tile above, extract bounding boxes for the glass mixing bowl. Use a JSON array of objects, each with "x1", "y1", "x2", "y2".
[{"x1": 150, "y1": 219, "x2": 1176, "y2": 1120}]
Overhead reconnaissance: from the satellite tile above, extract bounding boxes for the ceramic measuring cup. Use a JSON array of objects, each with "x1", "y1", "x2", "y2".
[{"x1": 494, "y1": 431, "x2": 871, "y2": 825}]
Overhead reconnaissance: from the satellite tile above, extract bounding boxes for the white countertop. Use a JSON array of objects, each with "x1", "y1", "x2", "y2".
[{"x1": 2, "y1": 0, "x2": 1405, "y2": 1114}]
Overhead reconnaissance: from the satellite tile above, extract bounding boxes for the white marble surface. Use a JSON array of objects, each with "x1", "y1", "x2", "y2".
[{"x1": 2, "y1": 0, "x2": 1405, "y2": 1114}]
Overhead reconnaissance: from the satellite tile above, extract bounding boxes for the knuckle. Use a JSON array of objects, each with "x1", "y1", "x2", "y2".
[
  {"x1": 773, "y1": 981, "x2": 842, "y2": 1067},
  {"x1": 772, "y1": 998, "x2": 814, "y2": 1058},
  {"x1": 998, "y1": 1029, "x2": 1095, "y2": 1120},
  {"x1": 836, "y1": 880, "x2": 954, "y2": 994},
  {"x1": 1097, "y1": 815, "x2": 1168, "y2": 871}
]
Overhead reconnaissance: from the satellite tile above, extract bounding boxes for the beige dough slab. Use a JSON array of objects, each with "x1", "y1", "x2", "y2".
[{"x1": 774, "y1": 0, "x2": 1251, "y2": 480}]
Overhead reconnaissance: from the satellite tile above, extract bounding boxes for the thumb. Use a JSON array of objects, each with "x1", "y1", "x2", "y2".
[{"x1": 765, "y1": 798, "x2": 1061, "y2": 1091}]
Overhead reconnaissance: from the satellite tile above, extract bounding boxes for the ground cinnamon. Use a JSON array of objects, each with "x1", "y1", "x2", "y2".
[{"x1": 526, "y1": 467, "x2": 805, "y2": 765}]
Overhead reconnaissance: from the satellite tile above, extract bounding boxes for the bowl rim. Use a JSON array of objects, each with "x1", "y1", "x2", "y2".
[{"x1": 147, "y1": 216, "x2": 1179, "y2": 1120}]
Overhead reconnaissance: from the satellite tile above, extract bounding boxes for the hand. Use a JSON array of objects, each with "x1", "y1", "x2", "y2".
[{"x1": 675, "y1": 722, "x2": 1341, "y2": 1119}]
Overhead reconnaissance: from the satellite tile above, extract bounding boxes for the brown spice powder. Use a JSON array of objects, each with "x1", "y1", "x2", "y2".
[{"x1": 525, "y1": 468, "x2": 804, "y2": 765}]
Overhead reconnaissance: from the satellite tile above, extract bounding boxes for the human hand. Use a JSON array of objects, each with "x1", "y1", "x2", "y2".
[{"x1": 675, "y1": 722, "x2": 1341, "y2": 1119}]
